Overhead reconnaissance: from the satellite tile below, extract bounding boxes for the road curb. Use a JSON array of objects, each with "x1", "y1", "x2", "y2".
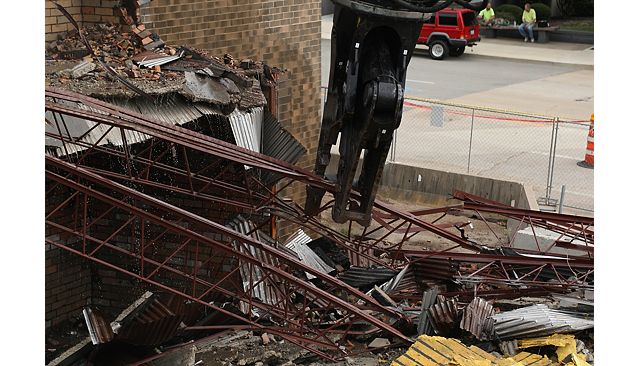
[{"x1": 412, "y1": 48, "x2": 594, "y2": 70}]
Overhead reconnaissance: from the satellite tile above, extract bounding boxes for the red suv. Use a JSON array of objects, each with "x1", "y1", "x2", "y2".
[{"x1": 417, "y1": 8, "x2": 480, "y2": 60}]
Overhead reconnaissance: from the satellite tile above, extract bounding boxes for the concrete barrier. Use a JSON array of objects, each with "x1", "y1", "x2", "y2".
[
  {"x1": 379, "y1": 162, "x2": 536, "y2": 210},
  {"x1": 324, "y1": 154, "x2": 538, "y2": 211},
  {"x1": 322, "y1": 155, "x2": 589, "y2": 256}
]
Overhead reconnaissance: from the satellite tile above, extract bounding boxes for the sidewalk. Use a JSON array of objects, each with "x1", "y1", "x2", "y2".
[
  {"x1": 320, "y1": 14, "x2": 594, "y2": 67},
  {"x1": 457, "y1": 38, "x2": 593, "y2": 67}
]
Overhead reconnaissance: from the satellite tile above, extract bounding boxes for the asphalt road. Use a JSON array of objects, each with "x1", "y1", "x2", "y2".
[
  {"x1": 321, "y1": 39, "x2": 582, "y2": 100},
  {"x1": 320, "y1": 39, "x2": 594, "y2": 215}
]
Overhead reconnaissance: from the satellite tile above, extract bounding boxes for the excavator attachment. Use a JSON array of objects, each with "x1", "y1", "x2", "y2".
[{"x1": 306, "y1": 0, "x2": 487, "y2": 226}]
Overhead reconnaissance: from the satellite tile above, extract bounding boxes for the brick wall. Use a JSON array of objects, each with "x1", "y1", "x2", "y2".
[
  {"x1": 45, "y1": 185, "x2": 92, "y2": 328},
  {"x1": 83, "y1": 188, "x2": 245, "y2": 318},
  {"x1": 45, "y1": 0, "x2": 322, "y2": 225},
  {"x1": 46, "y1": 132, "x2": 253, "y2": 323},
  {"x1": 140, "y1": 0, "x2": 322, "y2": 207},
  {"x1": 45, "y1": 246, "x2": 92, "y2": 328},
  {"x1": 45, "y1": 0, "x2": 121, "y2": 42},
  {"x1": 46, "y1": 0, "x2": 323, "y2": 326}
]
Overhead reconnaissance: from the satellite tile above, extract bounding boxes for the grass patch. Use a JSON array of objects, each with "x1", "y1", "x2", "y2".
[{"x1": 559, "y1": 20, "x2": 593, "y2": 32}]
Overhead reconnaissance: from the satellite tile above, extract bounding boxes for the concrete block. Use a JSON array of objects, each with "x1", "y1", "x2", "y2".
[
  {"x1": 513, "y1": 226, "x2": 588, "y2": 257},
  {"x1": 70, "y1": 61, "x2": 96, "y2": 79},
  {"x1": 367, "y1": 337, "x2": 390, "y2": 348}
]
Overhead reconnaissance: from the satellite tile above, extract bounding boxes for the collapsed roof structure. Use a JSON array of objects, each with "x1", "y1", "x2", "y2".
[{"x1": 44, "y1": 2, "x2": 595, "y2": 365}]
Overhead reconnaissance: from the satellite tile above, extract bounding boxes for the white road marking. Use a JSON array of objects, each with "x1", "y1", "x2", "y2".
[
  {"x1": 530, "y1": 151, "x2": 581, "y2": 160},
  {"x1": 407, "y1": 79, "x2": 435, "y2": 85}
]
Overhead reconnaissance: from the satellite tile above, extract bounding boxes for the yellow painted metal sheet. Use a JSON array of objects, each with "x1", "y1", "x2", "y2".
[
  {"x1": 392, "y1": 336, "x2": 558, "y2": 366},
  {"x1": 518, "y1": 334, "x2": 575, "y2": 349},
  {"x1": 517, "y1": 333, "x2": 592, "y2": 366}
]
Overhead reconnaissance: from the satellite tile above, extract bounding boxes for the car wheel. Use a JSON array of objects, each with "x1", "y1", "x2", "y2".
[
  {"x1": 429, "y1": 40, "x2": 449, "y2": 60},
  {"x1": 450, "y1": 46, "x2": 465, "y2": 57}
]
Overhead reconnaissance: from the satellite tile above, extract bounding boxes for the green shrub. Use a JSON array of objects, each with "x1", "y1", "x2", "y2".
[
  {"x1": 506, "y1": 0, "x2": 551, "y2": 7},
  {"x1": 531, "y1": 3, "x2": 551, "y2": 20},
  {"x1": 574, "y1": 0, "x2": 594, "y2": 16},
  {"x1": 557, "y1": 0, "x2": 594, "y2": 17},
  {"x1": 496, "y1": 4, "x2": 524, "y2": 23}
]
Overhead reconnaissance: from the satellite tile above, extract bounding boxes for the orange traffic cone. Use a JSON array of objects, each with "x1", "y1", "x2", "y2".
[{"x1": 577, "y1": 114, "x2": 594, "y2": 168}]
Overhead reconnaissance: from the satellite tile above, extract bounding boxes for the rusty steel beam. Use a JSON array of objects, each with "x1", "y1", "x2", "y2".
[
  {"x1": 45, "y1": 88, "x2": 482, "y2": 261},
  {"x1": 46, "y1": 157, "x2": 412, "y2": 357},
  {"x1": 44, "y1": 86, "x2": 596, "y2": 359},
  {"x1": 402, "y1": 251, "x2": 593, "y2": 290},
  {"x1": 449, "y1": 190, "x2": 594, "y2": 255},
  {"x1": 452, "y1": 190, "x2": 593, "y2": 226},
  {"x1": 399, "y1": 251, "x2": 593, "y2": 268}
]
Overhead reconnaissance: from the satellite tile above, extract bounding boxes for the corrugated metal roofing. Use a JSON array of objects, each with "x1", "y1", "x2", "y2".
[
  {"x1": 380, "y1": 265, "x2": 409, "y2": 293},
  {"x1": 45, "y1": 97, "x2": 152, "y2": 157},
  {"x1": 83, "y1": 307, "x2": 114, "y2": 345},
  {"x1": 417, "y1": 289, "x2": 438, "y2": 336},
  {"x1": 226, "y1": 215, "x2": 286, "y2": 315},
  {"x1": 115, "y1": 295, "x2": 184, "y2": 346},
  {"x1": 262, "y1": 111, "x2": 306, "y2": 163},
  {"x1": 46, "y1": 94, "x2": 219, "y2": 157},
  {"x1": 377, "y1": 259, "x2": 458, "y2": 299},
  {"x1": 45, "y1": 94, "x2": 267, "y2": 161},
  {"x1": 460, "y1": 297, "x2": 495, "y2": 341},
  {"x1": 283, "y1": 229, "x2": 334, "y2": 279},
  {"x1": 259, "y1": 111, "x2": 307, "y2": 184},
  {"x1": 337, "y1": 266, "x2": 399, "y2": 289},
  {"x1": 229, "y1": 107, "x2": 263, "y2": 155},
  {"x1": 492, "y1": 304, "x2": 594, "y2": 340},
  {"x1": 104, "y1": 292, "x2": 199, "y2": 346},
  {"x1": 392, "y1": 335, "x2": 555, "y2": 366},
  {"x1": 427, "y1": 298, "x2": 460, "y2": 336},
  {"x1": 108, "y1": 94, "x2": 205, "y2": 126}
]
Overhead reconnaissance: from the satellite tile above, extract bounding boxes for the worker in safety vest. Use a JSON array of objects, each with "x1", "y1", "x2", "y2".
[
  {"x1": 478, "y1": 2, "x2": 496, "y2": 26},
  {"x1": 519, "y1": 2, "x2": 537, "y2": 42}
]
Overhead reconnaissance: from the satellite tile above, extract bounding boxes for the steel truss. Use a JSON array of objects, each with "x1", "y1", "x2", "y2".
[
  {"x1": 451, "y1": 191, "x2": 594, "y2": 258},
  {"x1": 44, "y1": 88, "x2": 595, "y2": 359},
  {"x1": 45, "y1": 87, "x2": 481, "y2": 266},
  {"x1": 47, "y1": 157, "x2": 411, "y2": 360},
  {"x1": 405, "y1": 251, "x2": 592, "y2": 291}
]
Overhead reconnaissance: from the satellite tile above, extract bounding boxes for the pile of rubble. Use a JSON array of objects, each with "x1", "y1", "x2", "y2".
[
  {"x1": 44, "y1": 86, "x2": 595, "y2": 365},
  {"x1": 45, "y1": 209, "x2": 593, "y2": 365},
  {"x1": 45, "y1": 11, "x2": 280, "y2": 112},
  {"x1": 43, "y1": 3, "x2": 594, "y2": 366}
]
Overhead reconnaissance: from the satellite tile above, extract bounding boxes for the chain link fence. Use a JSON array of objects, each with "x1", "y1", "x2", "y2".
[{"x1": 321, "y1": 87, "x2": 594, "y2": 215}]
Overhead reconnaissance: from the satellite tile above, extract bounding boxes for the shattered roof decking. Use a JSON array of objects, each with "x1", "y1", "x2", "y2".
[
  {"x1": 392, "y1": 336, "x2": 556, "y2": 366},
  {"x1": 44, "y1": 3, "x2": 594, "y2": 364},
  {"x1": 46, "y1": 22, "x2": 269, "y2": 112},
  {"x1": 45, "y1": 88, "x2": 595, "y2": 364}
]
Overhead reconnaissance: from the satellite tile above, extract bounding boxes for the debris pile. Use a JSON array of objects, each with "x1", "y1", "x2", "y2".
[
  {"x1": 44, "y1": 3, "x2": 594, "y2": 366},
  {"x1": 45, "y1": 2, "x2": 282, "y2": 112},
  {"x1": 45, "y1": 90, "x2": 595, "y2": 363},
  {"x1": 44, "y1": 88, "x2": 594, "y2": 365}
]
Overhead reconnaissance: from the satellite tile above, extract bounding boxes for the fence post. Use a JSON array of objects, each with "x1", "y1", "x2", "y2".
[
  {"x1": 558, "y1": 184, "x2": 566, "y2": 214},
  {"x1": 543, "y1": 118, "x2": 559, "y2": 206},
  {"x1": 390, "y1": 128, "x2": 397, "y2": 162},
  {"x1": 467, "y1": 108, "x2": 475, "y2": 174},
  {"x1": 550, "y1": 118, "x2": 560, "y2": 200}
]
